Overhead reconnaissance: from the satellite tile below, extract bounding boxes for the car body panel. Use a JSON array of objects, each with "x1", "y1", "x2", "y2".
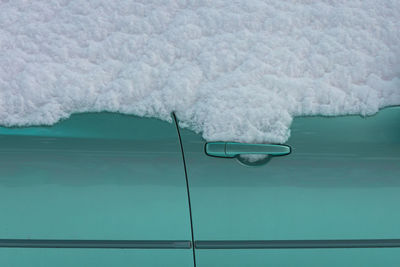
[
  {"x1": 179, "y1": 106, "x2": 400, "y2": 264},
  {"x1": 0, "y1": 113, "x2": 193, "y2": 265},
  {"x1": 0, "y1": 248, "x2": 194, "y2": 267},
  {"x1": 195, "y1": 248, "x2": 400, "y2": 267}
]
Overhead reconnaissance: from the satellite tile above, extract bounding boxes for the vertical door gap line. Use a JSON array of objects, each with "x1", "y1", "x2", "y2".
[{"x1": 172, "y1": 112, "x2": 197, "y2": 267}]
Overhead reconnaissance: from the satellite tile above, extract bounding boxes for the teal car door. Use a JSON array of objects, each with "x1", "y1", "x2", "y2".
[
  {"x1": 178, "y1": 107, "x2": 400, "y2": 267},
  {"x1": 0, "y1": 113, "x2": 193, "y2": 267}
]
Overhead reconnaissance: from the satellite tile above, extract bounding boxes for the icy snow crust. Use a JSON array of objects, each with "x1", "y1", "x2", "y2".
[{"x1": 1, "y1": 1, "x2": 399, "y2": 143}]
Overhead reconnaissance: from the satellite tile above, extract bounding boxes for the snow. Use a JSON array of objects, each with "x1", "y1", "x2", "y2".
[{"x1": 0, "y1": 0, "x2": 399, "y2": 143}]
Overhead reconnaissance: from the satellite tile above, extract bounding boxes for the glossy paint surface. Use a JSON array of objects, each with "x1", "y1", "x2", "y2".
[
  {"x1": 195, "y1": 248, "x2": 400, "y2": 267},
  {"x1": 0, "y1": 248, "x2": 193, "y2": 267},
  {"x1": 0, "y1": 113, "x2": 193, "y2": 265},
  {"x1": 179, "y1": 107, "x2": 400, "y2": 265}
]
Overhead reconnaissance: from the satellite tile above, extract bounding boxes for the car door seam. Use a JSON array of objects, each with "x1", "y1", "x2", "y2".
[{"x1": 172, "y1": 112, "x2": 197, "y2": 267}]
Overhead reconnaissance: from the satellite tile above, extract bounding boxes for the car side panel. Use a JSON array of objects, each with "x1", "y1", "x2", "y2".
[
  {"x1": 0, "y1": 113, "x2": 194, "y2": 266},
  {"x1": 179, "y1": 107, "x2": 400, "y2": 265},
  {"x1": 195, "y1": 248, "x2": 400, "y2": 267},
  {"x1": 0, "y1": 248, "x2": 193, "y2": 267}
]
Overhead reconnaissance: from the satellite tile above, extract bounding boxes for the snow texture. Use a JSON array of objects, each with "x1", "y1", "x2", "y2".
[{"x1": 1, "y1": 0, "x2": 399, "y2": 143}]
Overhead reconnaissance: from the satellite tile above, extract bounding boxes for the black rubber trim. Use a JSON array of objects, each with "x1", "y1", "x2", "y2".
[
  {"x1": 195, "y1": 239, "x2": 400, "y2": 249},
  {"x1": 0, "y1": 239, "x2": 192, "y2": 249},
  {"x1": 172, "y1": 113, "x2": 197, "y2": 267}
]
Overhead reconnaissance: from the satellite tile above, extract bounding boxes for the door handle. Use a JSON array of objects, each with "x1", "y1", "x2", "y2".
[{"x1": 205, "y1": 142, "x2": 291, "y2": 158}]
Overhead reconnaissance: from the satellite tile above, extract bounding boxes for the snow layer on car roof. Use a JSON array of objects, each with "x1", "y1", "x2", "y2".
[{"x1": 0, "y1": 1, "x2": 399, "y2": 143}]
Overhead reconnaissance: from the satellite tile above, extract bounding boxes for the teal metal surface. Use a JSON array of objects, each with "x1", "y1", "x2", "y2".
[
  {"x1": 0, "y1": 248, "x2": 194, "y2": 267},
  {"x1": 205, "y1": 142, "x2": 291, "y2": 158},
  {"x1": 0, "y1": 113, "x2": 193, "y2": 264},
  {"x1": 195, "y1": 248, "x2": 400, "y2": 267},
  {"x1": 178, "y1": 107, "x2": 400, "y2": 265}
]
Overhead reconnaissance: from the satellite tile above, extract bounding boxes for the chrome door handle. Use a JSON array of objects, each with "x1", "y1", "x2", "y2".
[{"x1": 205, "y1": 142, "x2": 291, "y2": 158}]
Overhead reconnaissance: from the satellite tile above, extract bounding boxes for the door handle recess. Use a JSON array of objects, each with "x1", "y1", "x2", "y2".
[{"x1": 205, "y1": 142, "x2": 291, "y2": 158}]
